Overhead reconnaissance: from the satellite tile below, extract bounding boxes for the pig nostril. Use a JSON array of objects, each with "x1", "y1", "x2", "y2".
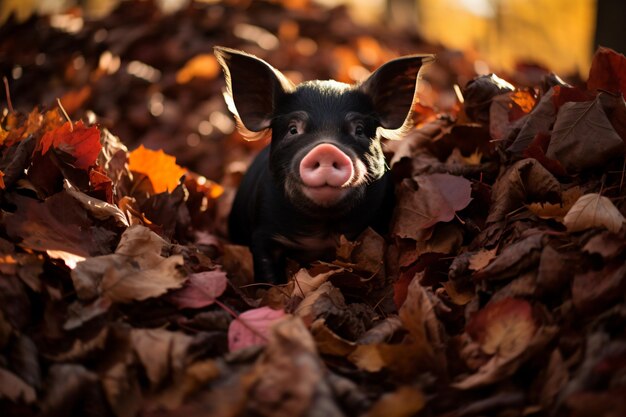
[
  {"x1": 313, "y1": 162, "x2": 320, "y2": 169},
  {"x1": 332, "y1": 162, "x2": 338, "y2": 169}
]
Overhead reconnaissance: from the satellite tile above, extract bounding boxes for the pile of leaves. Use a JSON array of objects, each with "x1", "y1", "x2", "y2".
[{"x1": 2, "y1": 1, "x2": 626, "y2": 416}]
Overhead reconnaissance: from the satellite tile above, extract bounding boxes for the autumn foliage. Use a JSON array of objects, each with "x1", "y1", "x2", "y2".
[{"x1": 1, "y1": 2, "x2": 626, "y2": 417}]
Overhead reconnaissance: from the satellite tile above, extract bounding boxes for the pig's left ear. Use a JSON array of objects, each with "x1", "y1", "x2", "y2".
[
  {"x1": 359, "y1": 54, "x2": 434, "y2": 139},
  {"x1": 215, "y1": 46, "x2": 295, "y2": 140}
]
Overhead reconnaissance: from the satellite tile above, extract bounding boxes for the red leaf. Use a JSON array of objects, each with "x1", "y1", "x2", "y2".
[
  {"x1": 523, "y1": 133, "x2": 568, "y2": 177},
  {"x1": 39, "y1": 121, "x2": 101, "y2": 170},
  {"x1": 587, "y1": 47, "x2": 626, "y2": 95},
  {"x1": 551, "y1": 86, "x2": 595, "y2": 110},
  {"x1": 228, "y1": 307, "x2": 286, "y2": 351},
  {"x1": 168, "y1": 270, "x2": 228, "y2": 309}
]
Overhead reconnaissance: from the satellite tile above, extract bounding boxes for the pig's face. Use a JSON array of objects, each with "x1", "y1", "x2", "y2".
[
  {"x1": 268, "y1": 81, "x2": 386, "y2": 215},
  {"x1": 215, "y1": 47, "x2": 433, "y2": 216}
]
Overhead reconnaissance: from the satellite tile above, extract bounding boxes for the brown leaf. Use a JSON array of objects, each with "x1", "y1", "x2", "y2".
[
  {"x1": 463, "y1": 73, "x2": 514, "y2": 124},
  {"x1": 507, "y1": 88, "x2": 556, "y2": 154},
  {"x1": 392, "y1": 173, "x2": 472, "y2": 239},
  {"x1": 0, "y1": 367, "x2": 36, "y2": 403},
  {"x1": 40, "y1": 364, "x2": 106, "y2": 416},
  {"x1": 474, "y1": 233, "x2": 545, "y2": 281},
  {"x1": 71, "y1": 225, "x2": 185, "y2": 302},
  {"x1": 311, "y1": 319, "x2": 356, "y2": 356},
  {"x1": 245, "y1": 316, "x2": 343, "y2": 417},
  {"x1": 487, "y1": 158, "x2": 561, "y2": 223},
  {"x1": 527, "y1": 186, "x2": 582, "y2": 221},
  {"x1": 364, "y1": 385, "x2": 425, "y2": 417},
  {"x1": 5, "y1": 193, "x2": 117, "y2": 259},
  {"x1": 572, "y1": 261, "x2": 626, "y2": 314},
  {"x1": 467, "y1": 298, "x2": 536, "y2": 358},
  {"x1": 546, "y1": 99, "x2": 624, "y2": 172},
  {"x1": 582, "y1": 229, "x2": 626, "y2": 259},
  {"x1": 538, "y1": 349, "x2": 568, "y2": 409},
  {"x1": 130, "y1": 328, "x2": 194, "y2": 387},
  {"x1": 564, "y1": 193, "x2": 625, "y2": 233}
]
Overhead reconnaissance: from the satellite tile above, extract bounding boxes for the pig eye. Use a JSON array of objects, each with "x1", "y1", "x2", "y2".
[
  {"x1": 288, "y1": 124, "x2": 299, "y2": 135},
  {"x1": 354, "y1": 124, "x2": 365, "y2": 136}
]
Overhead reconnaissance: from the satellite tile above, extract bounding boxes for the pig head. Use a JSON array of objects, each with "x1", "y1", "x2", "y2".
[{"x1": 215, "y1": 46, "x2": 433, "y2": 283}]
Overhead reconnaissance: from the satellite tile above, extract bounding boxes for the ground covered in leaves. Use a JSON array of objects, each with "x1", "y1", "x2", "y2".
[{"x1": 2, "y1": 1, "x2": 626, "y2": 416}]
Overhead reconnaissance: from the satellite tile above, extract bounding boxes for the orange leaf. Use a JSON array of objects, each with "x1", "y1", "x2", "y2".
[
  {"x1": 128, "y1": 145, "x2": 187, "y2": 193},
  {"x1": 40, "y1": 120, "x2": 101, "y2": 170},
  {"x1": 0, "y1": 170, "x2": 5, "y2": 189}
]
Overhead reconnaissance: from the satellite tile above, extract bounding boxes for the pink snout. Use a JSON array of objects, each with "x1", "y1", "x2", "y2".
[
  {"x1": 298, "y1": 144, "x2": 354, "y2": 206},
  {"x1": 299, "y1": 144, "x2": 354, "y2": 188}
]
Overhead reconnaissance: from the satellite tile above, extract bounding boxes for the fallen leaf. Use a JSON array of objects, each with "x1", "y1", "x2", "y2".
[
  {"x1": 572, "y1": 261, "x2": 626, "y2": 314},
  {"x1": 468, "y1": 248, "x2": 498, "y2": 271},
  {"x1": 487, "y1": 158, "x2": 561, "y2": 223},
  {"x1": 39, "y1": 121, "x2": 101, "y2": 170},
  {"x1": 168, "y1": 269, "x2": 228, "y2": 309},
  {"x1": 5, "y1": 193, "x2": 117, "y2": 258},
  {"x1": 130, "y1": 328, "x2": 194, "y2": 387},
  {"x1": 507, "y1": 87, "x2": 556, "y2": 155},
  {"x1": 311, "y1": 319, "x2": 356, "y2": 356},
  {"x1": 128, "y1": 145, "x2": 187, "y2": 193},
  {"x1": 71, "y1": 225, "x2": 185, "y2": 302},
  {"x1": 564, "y1": 193, "x2": 625, "y2": 233},
  {"x1": 392, "y1": 173, "x2": 472, "y2": 239},
  {"x1": 587, "y1": 47, "x2": 626, "y2": 94},
  {"x1": 474, "y1": 234, "x2": 545, "y2": 281},
  {"x1": 228, "y1": 306, "x2": 286, "y2": 351},
  {"x1": 546, "y1": 99, "x2": 624, "y2": 172},
  {"x1": 463, "y1": 73, "x2": 515, "y2": 124},
  {"x1": 527, "y1": 186, "x2": 582, "y2": 221},
  {"x1": 364, "y1": 385, "x2": 425, "y2": 417},
  {"x1": 244, "y1": 316, "x2": 340, "y2": 417},
  {"x1": 291, "y1": 266, "x2": 339, "y2": 298},
  {"x1": 0, "y1": 367, "x2": 36, "y2": 403},
  {"x1": 467, "y1": 298, "x2": 536, "y2": 358}
]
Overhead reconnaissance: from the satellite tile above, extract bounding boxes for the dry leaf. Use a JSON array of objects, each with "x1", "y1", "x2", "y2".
[
  {"x1": 564, "y1": 193, "x2": 625, "y2": 233},
  {"x1": 364, "y1": 385, "x2": 425, "y2": 417},
  {"x1": 228, "y1": 306, "x2": 286, "y2": 351},
  {"x1": 487, "y1": 158, "x2": 561, "y2": 223},
  {"x1": 168, "y1": 269, "x2": 228, "y2": 309},
  {"x1": 393, "y1": 173, "x2": 472, "y2": 239},
  {"x1": 128, "y1": 145, "x2": 187, "y2": 193},
  {"x1": 546, "y1": 99, "x2": 624, "y2": 172}
]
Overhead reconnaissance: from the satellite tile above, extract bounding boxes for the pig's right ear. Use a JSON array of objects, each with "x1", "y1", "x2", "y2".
[
  {"x1": 359, "y1": 54, "x2": 434, "y2": 140},
  {"x1": 214, "y1": 47, "x2": 295, "y2": 140}
]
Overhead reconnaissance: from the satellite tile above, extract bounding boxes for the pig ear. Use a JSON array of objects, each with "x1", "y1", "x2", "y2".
[
  {"x1": 359, "y1": 54, "x2": 434, "y2": 139},
  {"x1": 214, "y1": 46, "x2": 295, "y2": 140}
]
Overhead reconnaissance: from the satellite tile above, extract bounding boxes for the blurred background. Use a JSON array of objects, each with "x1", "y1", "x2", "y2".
[{"x1": 1, "y1": 0, "x2": 624, "y2": 181}]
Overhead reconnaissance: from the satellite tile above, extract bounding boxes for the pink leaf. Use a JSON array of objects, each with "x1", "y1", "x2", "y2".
[
  {"x1": 168, "y1": 269, "x2": 228, "y2": 309},
  {"x1": 228, "y1": 307, "x2": 286, "y2": 351}
]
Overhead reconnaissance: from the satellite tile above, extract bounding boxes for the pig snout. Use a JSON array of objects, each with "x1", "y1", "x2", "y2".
[{"x1": 299, "y1": 144, "x2": 354, "y2": 205}]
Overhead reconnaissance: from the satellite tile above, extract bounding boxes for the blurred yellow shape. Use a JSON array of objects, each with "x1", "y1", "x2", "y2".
[{"x1": 417, "y1": 0, "x2": 596, "y2": 76}]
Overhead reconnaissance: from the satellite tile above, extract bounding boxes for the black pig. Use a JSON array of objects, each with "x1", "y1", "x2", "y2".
[{"x1": 215, "y1": 46, "x2": 433, "y2": 283}]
